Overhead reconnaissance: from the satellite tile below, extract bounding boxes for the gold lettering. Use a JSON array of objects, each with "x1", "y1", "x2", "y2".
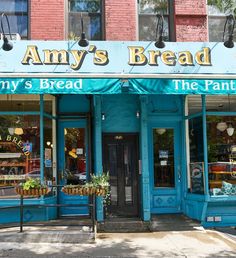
[
  {"x1": 70, "y1": 50, "x2": 87, "y2": 70},
  {"x1": 6, "y1": 135, "x2": 11, "y2": 141},
  {"x1": 17, "y1": 140, "x2": 23, "y2": 148},
  {"x1": 178, "y1": 51, "x2": 193, "y2": 65},
  {"x1": 94, "y1": 50, "x2": 109, "y2": 65},
  {"x1": 21, "y1": 45, "x2": 42, "y2": 65},
  {"x1": 12, "y1": 137, "x2": 18, "y2": 143},
  {"x1": 148, "y1": 50, "x2": 161, "y2": 65},
  {"x1": 128, "y1": 47, "x2": 147, "y2": 65},
  {"x1": 195, "y1": 47, "x2": 211, "y2": 66},
  {"x1": 43, "y1": 49, "x2": 69, "y2": 64},
  {"x1": 161, "y1": 51, "x2": 176, "y2": 66}
]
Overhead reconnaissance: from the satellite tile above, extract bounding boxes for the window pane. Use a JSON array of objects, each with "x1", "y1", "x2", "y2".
[
  {"x1": 0, "y1": 0, "x2": 27, "y2": 12},
  {"x1": 0, "y1": 0, "x2": 28, "y2": 38},
  {"x1": 69, "y1": 0, "x2": 101, "y2": 13},
  {"x1": 207, "y1": 116, "x2": 236, "y2": 195},
  {"x1": 69, "y1": 13, "x2": 101, "y2": 40},
  {"x1": 208, "y1": 16, "x2": 225, "y2": 42},
  {"x1": 187, "y1": 95, "x2": 202, "y2": 115},
  {"x1": 153, "y1": 128, "x2": 175, "y2": 187},
  {"x1": 139, "y1": 0, "x2": 169, "y2": 14},
  {"x1": 139, "y1": 15, "x2": 169, "y2": 41}
]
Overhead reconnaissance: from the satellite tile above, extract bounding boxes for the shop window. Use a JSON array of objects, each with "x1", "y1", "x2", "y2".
[
  {"x1": 0, "y1": 0, "x2": 28, "y2": 39},
  {"x1": 138, "y1": 0, "x2": 173, "y2": 41},
  {"x1": 153, "y1": 128, "x2": 175, "y2": 188},
  {"x1": 188, "y1": 117, "x2": 204, "y2": 194},
  {"x1": 207, "y1": 115, "x2": 236, "y2": 195},
  {"x1": 206, "y1": 95, "x2": 236, "y2": 112},
  {"x1": 207, "y1": 0, "x2": 236, "y2": 41},
  {"x1": 68, "y1": 0, "x2": 102, "y2": 40},
  {"x1": 0, "y1": 115, "x2": 40, "y2": 198}
]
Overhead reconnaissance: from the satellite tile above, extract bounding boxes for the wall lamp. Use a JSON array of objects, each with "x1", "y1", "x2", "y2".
[
  {"x1": 155, "y1": 14, "x2": 165, "y2": 49},
  {"x1": 78, "y1": 13, "x2": 89, "y2": 47},
  {"x1": 1, "y1": 13, "x2": 13, "y2": 51},
  {"x1": 223, "y1": 14, "x2": 235, "y2": 48}
]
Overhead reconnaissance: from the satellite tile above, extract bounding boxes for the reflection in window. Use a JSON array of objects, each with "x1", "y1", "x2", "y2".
[
  {"x1": 0, "y1": 0, "x2": 28, "y2": 39},
  {"x1": 64, "y1": 128, "x2": 86, "y2": 185},
  {"x1": 207, "y1": 116, "x2": 236, "y2": 194},
  {"x1": 207, "y1": 0, "x2": 236, "y2": 41},
  {"x1": 139, "y1": 0, "x2": 170, "y2": 41},
  {"x1": 68, "y1": 0, "x2": 102, "y2": 40},
  {"x1": 153, "y1": 128, "x2": 174, "y2": 187}
]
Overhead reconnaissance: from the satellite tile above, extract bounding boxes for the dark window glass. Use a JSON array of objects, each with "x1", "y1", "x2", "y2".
[
  {"x1": 207, "y1": 0, "x2": 236, "y2": 41},
  {"x1": 0, "y1": 0, "x2": 28, "y2": 39},
  {"x1": 68, "y1": 0, "x2": 102, "y2": 40},
  {"x1": 153, "y1": 128, "x2": 175, "y2": 187},
  {"x1": 139, "y1": 0, "x2": 170, "y2": 41}
]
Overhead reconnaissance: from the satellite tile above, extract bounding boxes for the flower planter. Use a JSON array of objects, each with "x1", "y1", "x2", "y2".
[
  {"x1": 15, "y1": 187, "x2": 49, "y2": 197},
  {"x1": 62, "y1": 185, "x2": 106, "y2": 196}
]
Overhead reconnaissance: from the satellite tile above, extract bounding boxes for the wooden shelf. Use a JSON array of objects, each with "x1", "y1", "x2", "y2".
[
  {"x1": 210, "y1": 171, "x2": 236, "y2": 175},
  {"x1": 0, "y1": 163, "x2": 27, "y2": 167}
]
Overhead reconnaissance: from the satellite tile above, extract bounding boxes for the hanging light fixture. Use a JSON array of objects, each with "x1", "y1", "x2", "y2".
[
  {"x1": 155, "y1": 14, "x2": 165, "y2": 49},
  {"x1": 1, "y1": 13, "x2": 13, "y2": 51},
  {"x1": 226, "y1": 95, "x2": 234, "y2": 136},
  {"x1": 14, "y1": 128, "x2": 24, "y2": 135},
  {"x1": 8, "y1": 127, "x2": 14, "y2": 135},
  {"x1": 223, "y1": 14, "x2": 235, "y2": 48},
  {"x1": 78, "y1": 13, "x2": 89, "y2": 47}
]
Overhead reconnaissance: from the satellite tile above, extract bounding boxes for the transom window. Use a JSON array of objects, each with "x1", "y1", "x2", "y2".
[
  {"x1": 207, "y1": 0, "x2": 236, "y2": 41},
  {"x1": 68, "y1": 0, "x2": 102, "y2": 40},
  {"x1": 0, "y1": 0, "x2": 28, "y2": 39},
  {"x1": 138, "y1": 0, "x2": 171, "y2": 41}
]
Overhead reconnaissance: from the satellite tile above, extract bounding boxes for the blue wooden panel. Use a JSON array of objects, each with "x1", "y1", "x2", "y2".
[
  {"x1": 58, "y1": 95, "x2": 90, "y2": 113},
  {"x1": 102, "y1": 95, "x2": 139, "y2": 132},
  {"x1": 0, "y1": 197, "x2": 57, "y2": 224}
]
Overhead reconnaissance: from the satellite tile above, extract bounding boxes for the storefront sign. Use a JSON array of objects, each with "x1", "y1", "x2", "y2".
[
  {"x1": 0, "y1": 78, "x2": 236, "y2": 95},
  {"x1": 0, "y1": 41, "x2": 235, "y2": 74}
]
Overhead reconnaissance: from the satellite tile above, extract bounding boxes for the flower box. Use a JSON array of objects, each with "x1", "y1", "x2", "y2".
[{"x1": 15, "y1": 186, "x2": 49, "y2": 197}]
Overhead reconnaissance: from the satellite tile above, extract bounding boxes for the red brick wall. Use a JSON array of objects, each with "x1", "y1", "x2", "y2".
[
  {"x1": 174, "y1": 0, "x2": 208, "y2": 41},
  {"x1": 30, "y1": 0, "x2": 65, "y2": 40},
  {"x1": 105, "y1": 0, "x2": 137, "y2": 41}
]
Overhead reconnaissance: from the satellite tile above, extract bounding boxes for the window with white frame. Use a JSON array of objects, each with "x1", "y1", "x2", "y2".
[
  {"x1": 68, "y1": 0, "x2": 102, "y2": 40},
  {"x1": 207, "y1": 0, "x2": 236, "y2": 42},
  {"x1": 0, "y1": 0, "x2": 28, "y2": 39},
  {"x1": 138, "y1": 0, "x2": 172, "y2": 41}
]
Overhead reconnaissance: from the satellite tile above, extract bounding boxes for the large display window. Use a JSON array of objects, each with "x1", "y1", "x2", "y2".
[{"x1": 0, "y1": 95, "x2": 56, "y2": 198}]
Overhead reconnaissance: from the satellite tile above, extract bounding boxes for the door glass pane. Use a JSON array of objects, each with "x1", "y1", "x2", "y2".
[
  {"x1": 64, "y1": 128, "x2": 86, "y2": 184},
  {"x1": 108, "y1": 144, "x2": 118, "y2": 205},
  {"x1": 153, "y1": 128, "x2": 175, "y2": 187},
  {"x1": 124, "y1": 144, "x2": 132, "y2": 205}
]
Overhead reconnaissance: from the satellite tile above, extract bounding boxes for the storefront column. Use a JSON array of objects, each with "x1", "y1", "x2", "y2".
[
  {"x1": 40, "y1": 94, "x2": 44, "y2": 183},
  {"x1": 140, "y1": 95, "x2": 151, "y2": 221},
  {"x1": 202, "y1": 95, "x2": 210, "y2": 197},
  {"x1": 93, "y1": 95, "x2": 104, "y2": 221}
]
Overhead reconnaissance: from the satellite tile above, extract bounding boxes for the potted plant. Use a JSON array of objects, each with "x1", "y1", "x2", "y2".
[
  {"x1": 15, "y1": 178, "x2": 49, "y2": 197},
  {"x1": 61, "y1": 172, "x2": 110, "y2": 197}
]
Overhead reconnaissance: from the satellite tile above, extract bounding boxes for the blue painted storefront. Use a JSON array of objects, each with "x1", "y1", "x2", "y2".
[{"x1": 0, "y1": 41, "x2": 236, "y2": 227}]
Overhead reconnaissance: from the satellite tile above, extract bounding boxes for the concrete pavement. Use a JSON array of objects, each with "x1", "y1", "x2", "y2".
[{"x1": 0, "y1": 227, "x2": 236, "y2": 257}]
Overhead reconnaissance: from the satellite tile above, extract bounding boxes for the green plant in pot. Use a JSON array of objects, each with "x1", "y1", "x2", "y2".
[{"x1": 15, "y1": 178, "x2": 48, "y2": 197}]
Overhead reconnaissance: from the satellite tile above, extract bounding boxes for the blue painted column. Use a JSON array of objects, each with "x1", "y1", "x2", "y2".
[
  {"x1": 93, "y1": 95, "x2": 104, "y2": 221},
  {"x1": 140, "y1": 95, "x2": 151, "y2": 221},
  {"x1": 202, "y1": 95, "x2": 209, "y2": 197},
  {"x1": 40, "y1": 94, "x2": 44, "y2": 183}
]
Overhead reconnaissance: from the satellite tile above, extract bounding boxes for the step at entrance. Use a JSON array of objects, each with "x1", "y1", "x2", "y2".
[{"x1": 98, "y1": 217, "x2": 150, "y2": 233}]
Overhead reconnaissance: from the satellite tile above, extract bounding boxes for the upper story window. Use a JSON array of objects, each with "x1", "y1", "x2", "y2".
[
  {"x1": 68, "y1": 0, "x2": 102, "y2": 40},
  {"x1": 138, "y1": 0, "x2": 172, "y2": 41},
  {"x1": 0, "y1": 0, "x2": 28, "y2": 39},
  {"x1": 207, "y1": 0, "x2": 236, "y2": 41}
]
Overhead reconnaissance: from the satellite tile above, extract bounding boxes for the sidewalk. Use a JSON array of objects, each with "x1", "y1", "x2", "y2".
[{"x1": 0, "y1": 226, "x2": 236, "y2": 257}]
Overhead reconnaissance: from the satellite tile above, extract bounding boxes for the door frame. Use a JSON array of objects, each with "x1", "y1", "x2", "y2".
[
  {"x1": 102, "y1": 132, "x2": 140, "y2": 217},
  {"x1": 57, "y1": 117, "x2": 91, "y2": 216},
  {"x1": 149, "y1": 120, "x2": 182, "y2": 214}
]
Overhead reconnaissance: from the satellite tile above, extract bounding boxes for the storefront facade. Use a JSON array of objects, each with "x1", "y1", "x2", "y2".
[{"x1": 0, "y1": 40, "x2": 236, "y2": 228}]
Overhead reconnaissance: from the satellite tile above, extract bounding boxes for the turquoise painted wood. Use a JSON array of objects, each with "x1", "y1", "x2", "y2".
[
  {"x1": 58, "y1": 119, "x2": 89, "y2": 216},
  {"x1": 140, "y1": 95, "x2": 151, "y2": 221},
  {"x1": 0, "y1": 196, "x2": 57, "y2": 224},
  {"x1": 93, "y1": 95, "x2": 104, "y2": 221}
]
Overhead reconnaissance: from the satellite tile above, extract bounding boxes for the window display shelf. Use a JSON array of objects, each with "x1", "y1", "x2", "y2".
[{"x1": 0, "y1": 163, "x2": 27, "y2": 167}]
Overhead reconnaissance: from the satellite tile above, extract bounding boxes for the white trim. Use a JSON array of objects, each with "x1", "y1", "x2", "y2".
[{"x1": 0, "y1": 73, "x2": 236, "y2": 79}]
